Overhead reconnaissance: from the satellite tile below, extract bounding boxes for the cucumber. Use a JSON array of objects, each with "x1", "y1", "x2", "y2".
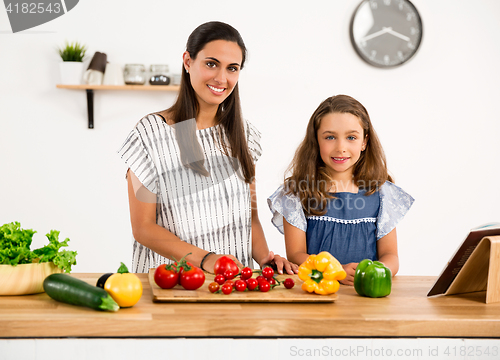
[{"x1": 43, "y1": 273, "x2": 119, "y2": 312}]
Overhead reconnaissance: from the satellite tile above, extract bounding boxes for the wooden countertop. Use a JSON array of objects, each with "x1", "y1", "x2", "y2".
[{"x1": 1, "y1": 274, "x2": 499, "y2": 338}]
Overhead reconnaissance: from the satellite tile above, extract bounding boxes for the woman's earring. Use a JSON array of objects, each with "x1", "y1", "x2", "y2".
[{"x1": 185, "y1": 68, "x2": 189, "y2": 74}]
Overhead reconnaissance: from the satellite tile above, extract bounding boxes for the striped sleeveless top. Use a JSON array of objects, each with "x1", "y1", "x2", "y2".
[{"x1": 118, "y1": 114, "x2": 262, "y2": 273}]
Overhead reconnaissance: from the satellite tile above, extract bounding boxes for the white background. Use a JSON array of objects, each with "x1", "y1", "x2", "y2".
[{"x1": 0, "y1": 0, "x2": 499, "y2": 276}]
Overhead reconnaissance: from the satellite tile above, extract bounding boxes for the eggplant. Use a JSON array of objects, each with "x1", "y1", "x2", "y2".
[{"x1": 96, "y1": 273, "x2": 114, "y2": 288}]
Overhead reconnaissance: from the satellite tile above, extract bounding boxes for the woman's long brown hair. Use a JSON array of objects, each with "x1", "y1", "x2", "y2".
[
  {"x1": 284, "y1": 95, "x2": 393, "y2": 216},
  {"x1": 161, "y1": 21, "x2": 255, "y2": 183}
]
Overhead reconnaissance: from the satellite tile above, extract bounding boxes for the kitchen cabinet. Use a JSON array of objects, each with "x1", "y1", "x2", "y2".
[{"x1": 56, "y1": 84, "x2": 180, "y2": 129}]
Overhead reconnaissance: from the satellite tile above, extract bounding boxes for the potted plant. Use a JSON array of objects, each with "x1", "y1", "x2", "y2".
[{"x1": 57, "y1": 41, "x2": 87, "y2": 85}]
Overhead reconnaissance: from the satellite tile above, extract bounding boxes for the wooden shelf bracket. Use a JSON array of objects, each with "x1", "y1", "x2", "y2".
[{"x1": 86, "y1": 89, "x2": 94, "y2": 129}]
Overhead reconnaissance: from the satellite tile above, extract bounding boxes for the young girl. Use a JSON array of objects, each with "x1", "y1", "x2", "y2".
[
  {"x1": 118, "y1": 21, "x2": 296, "y2": 274},
  {"x1": 268, "y1": 95, "x2": 413, "y2": 285}
]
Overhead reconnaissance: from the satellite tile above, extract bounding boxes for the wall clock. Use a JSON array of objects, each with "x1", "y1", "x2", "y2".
[{"x1": 350, "y1": 0, "x2": 423, "y2": 68}]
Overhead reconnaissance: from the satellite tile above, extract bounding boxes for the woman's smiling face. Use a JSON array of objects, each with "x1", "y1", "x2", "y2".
[{"x1": 183, "y1": 40, "x2": 243, "y2": 111}]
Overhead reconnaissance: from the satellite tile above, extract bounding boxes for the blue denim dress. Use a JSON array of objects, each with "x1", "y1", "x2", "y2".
[
  {"x1": 267, "y1": 181, "x2": 414, "y2": 264},
  {"x1": 306, "y1": 190, "x2": 379, "y2": 264}
]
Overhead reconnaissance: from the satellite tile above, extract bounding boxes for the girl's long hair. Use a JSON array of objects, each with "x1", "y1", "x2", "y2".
[
  {"x1": 162, "y1": 21, "x2": 255, "y2": 183},
  {"x1": 284, "y1": 94, "x2": 393, "y2": 216}
]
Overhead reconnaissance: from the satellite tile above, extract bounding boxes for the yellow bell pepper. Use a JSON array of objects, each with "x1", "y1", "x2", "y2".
[
  {"x1": 298, "y1": 252, "x2": 346, "y2": 295},
  {"x1": 104, "y1": 262, "x2": 143, "y2": 307}
]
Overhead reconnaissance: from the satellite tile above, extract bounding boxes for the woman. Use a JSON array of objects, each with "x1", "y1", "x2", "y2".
[{"x1": 118, "y1": 21, "x2": 297, "y2": 274}]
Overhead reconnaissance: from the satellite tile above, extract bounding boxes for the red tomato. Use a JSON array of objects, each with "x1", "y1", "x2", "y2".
[
  {"x1": 234, "y1": 279, "x2": 247, "y2": 292},
  {"x1": 268, "y1": 278, "x2": 276, "y2": 286},
  {"x1": 221, "y1": 283, "x2": 233, "y2": 295},
  {"x1": 240, "y1": 267, "x2": 253, "y2": 280},
  {"x1": 256, "y1": 275, "x2": 266, "y2": 283},
  {"x1": 177, "y1": 261, "x2": 194, "y2": 279},
  {"x1": 214, "y1": 256, "x2": 239, "y2": 276},
  {"x1": 262, "y1": 266, "x2": 274, "y2": 280},
  {"x1": 246, "y1": 278, "x2": 258, "y2": 291},
  {"x1": 284, "y1": 278, "x2": 295, "y2": 289},
  {"x1": 223, "y1": 269, "x2": 236, "y2": 280},
  {"x1": 154, "y1": 264, "x2": 179, "y2": 289},
  {"x1": 179, "y1": 264, "x2": 206, "y2": 290},
  {"x1": 214, "y1": 274, "x2": 226, "y2": 285},
  {"x1": 224, "y1": 280, "x2": 235, "y2": 288},
  {"x1": 173, "y1": 261, "x2": 183, "y2": 284},
  {"x1": 259, "y1": 280, "x2": 271, "y2": 292},
  {"x1": 208, "y1": 282, "x2": 220, "y2": 293}
]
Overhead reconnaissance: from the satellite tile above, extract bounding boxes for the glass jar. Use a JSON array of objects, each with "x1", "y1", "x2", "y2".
[
  {"x1": 171, "y1": 73, "x2": 182, "y2": 86},
  {"x1": 123, "y1": 64, "x2": 146, "y2": 85},
  {"x1": 149, "y1": 64, "x2": 170, "y2": 85}
]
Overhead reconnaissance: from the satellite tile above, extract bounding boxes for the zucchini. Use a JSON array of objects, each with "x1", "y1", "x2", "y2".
[{"x1": 43, "y1": 273, "x2": 119, "y2": 312}]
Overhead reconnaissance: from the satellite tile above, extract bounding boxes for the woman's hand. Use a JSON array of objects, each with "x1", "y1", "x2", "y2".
[
  {"x1": 340, "y1": 262, "x2": 358, "y2": 286},
  {"x1": 258, "y1": 251, "x2": 299, "y2": 275}
]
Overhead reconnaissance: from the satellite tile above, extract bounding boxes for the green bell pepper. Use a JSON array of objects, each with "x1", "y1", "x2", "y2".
[{"x1": 354, "y1": 259, "x2": 392, "y2": 298}]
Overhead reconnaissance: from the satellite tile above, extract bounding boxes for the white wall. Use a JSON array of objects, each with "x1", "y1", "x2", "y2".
[{"x1": 1, "y1": 0, "x2": 499, "y2": 275}]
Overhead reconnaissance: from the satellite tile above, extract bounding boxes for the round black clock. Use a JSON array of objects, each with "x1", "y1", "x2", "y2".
[{"x1": 350, "y1": 0, "x2": 423, "y2": 68}]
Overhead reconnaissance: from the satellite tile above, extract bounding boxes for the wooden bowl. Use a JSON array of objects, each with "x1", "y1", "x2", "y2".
[{"x1": 0, "y1": 262, "x2": 63, "y2": 295}]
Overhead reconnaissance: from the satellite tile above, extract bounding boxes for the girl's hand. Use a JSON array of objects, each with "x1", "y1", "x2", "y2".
[
  {"x1": 259, "y1": 251, "x2": 299, "y2": 275},
  {"x1": 340, "y1": 262, "x2": 358, "y2": 286}
]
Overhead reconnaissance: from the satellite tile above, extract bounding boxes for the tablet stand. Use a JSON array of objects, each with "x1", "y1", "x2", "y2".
[{"x1": 445, "y1": 236, "x2": 500, "y2": 303}]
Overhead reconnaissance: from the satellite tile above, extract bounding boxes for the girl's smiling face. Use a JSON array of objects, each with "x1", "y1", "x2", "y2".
[
  {"x1": 183, "y1": 40, "x2": 242, "y2": 111},
  {"x1": 317, "y1": 112, "x2": 367, "y2": 181}
]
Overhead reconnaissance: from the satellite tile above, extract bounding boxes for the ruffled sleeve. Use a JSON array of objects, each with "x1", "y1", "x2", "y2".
[
  {"x1": 267, "y1": 185, "x2": 307, "y2": 234},
  {"x1": 245, "y1": 120, "x2": 262, "y2": 163},
  {"x1": 117, "y1": 116, "x2": 159, "y2": 195},
  {"x1": 376, "y1": 181, "x2": 414, "y2": 240}
]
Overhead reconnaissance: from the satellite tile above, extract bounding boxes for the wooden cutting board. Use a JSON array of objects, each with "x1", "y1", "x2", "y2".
[{"x1": 148, "y1": 269, "x2": 338, "y2": 303}]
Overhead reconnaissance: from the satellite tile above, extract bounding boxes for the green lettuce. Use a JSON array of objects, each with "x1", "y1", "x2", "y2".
[{"x1": 0, "y1": 222, "x2": 77, "y2": 273}]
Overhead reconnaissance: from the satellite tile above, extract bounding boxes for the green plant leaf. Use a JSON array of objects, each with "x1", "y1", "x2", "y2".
[{"x1": 57, "y1": 41, "x2": 87, "y2": 62}]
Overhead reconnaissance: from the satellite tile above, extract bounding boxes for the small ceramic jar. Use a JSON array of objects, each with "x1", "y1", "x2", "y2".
[
  {"x1": 149, "y1": 64, "x2": 171, "y2": 85},
  {"x1": 124, "y1": 64, "x2": 146, "y2": 85}
]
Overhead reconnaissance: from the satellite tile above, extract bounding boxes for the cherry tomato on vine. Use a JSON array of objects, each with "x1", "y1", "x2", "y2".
[
  {"x1": 214, "y1": 274, "x2": 226, "y2": 285},
  {"x1": 268, "y1": 278, "x2": 276, "y2": 286},
  {"x1": 246, "y1": 278, "x2": 258, "y2": 291},
  {"x1": 234, "y1": 279, "x2": 247, "y2": 292},
  {"x1": 208, "y1": 282, "x2": 220, "y2": 293},
  {"x1": 221, "y1": 283, "x2": 233, "y2": 295},
  {"x1": 214, "y1": 256, "x2": 239, "y2": 276},
  {"x1": 223, "y1": 269, "x2": 236, "y2": 280},
  {"x1": 240, "y1": 267, "x2": 253, "y2": 280},
  {"x1": 262, "y1": 266, "x2": 274, "y2": 280},
  {"x1": 154, "y1": 264, "x2": 179, "y2": 289},
  {"x1": 224, "y1": 280, "x2": 234, "y2": 288},
  {"x1": 259, "y1": 280, "x2": 271, "y2": 292},
  {"x1": 256, "y1": 275, "x2": 266, "y2": 283},
  {"x1": 284, "y1": 278, "x2": 295, "y2": 289}
]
